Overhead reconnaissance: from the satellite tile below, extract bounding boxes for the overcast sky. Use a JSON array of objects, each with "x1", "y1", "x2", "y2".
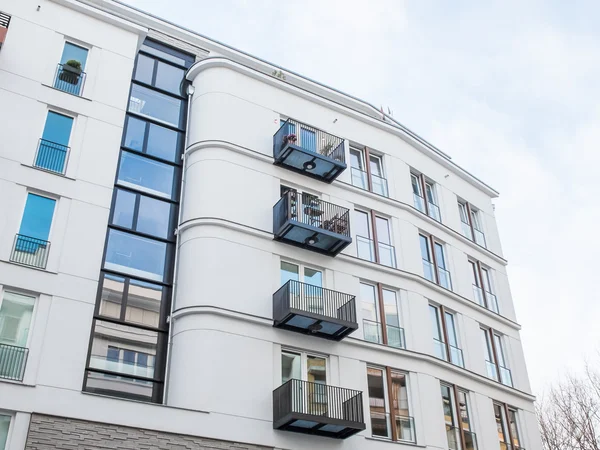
[{"x1": 122, "y1": 0, "x2": 600, "y2": 395}]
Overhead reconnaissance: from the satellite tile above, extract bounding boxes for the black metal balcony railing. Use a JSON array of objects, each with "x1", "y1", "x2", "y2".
[
  {"x1": 273, "y1": 379, "x2": 365, "y2": 439},
  {"x1": 10, "y1": 234, "x2": 50, "y2": 269},
  {"x1": 34, "y1": 139, "x2": 70, "y2": 174},
  {"x1": 273, "y1": 280, "x2": 357, "y2": 341},
  {"x1": 273, "y1": 191, "x2": 352, "y2": 256},
  {"x1": 0, "y1": 343, "x2": 28, "y2": 381},
  {"x1": 274, "y1": 119, "x2": 347, "y2": 183},
  {"x1": 53, "y1": 63, "x2": 87, "y2": 96}
]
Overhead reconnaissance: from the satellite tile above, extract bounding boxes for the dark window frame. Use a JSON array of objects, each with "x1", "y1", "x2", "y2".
[{"x1": 122, "y1": 115, "x2": 184, "y2": 164}]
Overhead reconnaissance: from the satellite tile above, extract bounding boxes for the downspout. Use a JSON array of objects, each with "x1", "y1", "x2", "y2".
[{"x1": 163, "y1": 81, "x2": 194, "y2": 404}]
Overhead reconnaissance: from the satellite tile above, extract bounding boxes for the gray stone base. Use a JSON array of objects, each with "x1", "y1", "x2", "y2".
[{"x1": 25, "y1": 414, "x2": 272, "y2": 450}]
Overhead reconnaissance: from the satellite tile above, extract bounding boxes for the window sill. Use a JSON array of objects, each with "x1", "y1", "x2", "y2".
[
  {"x1": 0, "y1": 378, "x2": 35, "y2": 388},
  {"x1": 365, "y1": 436, "x2": 426, "y2": 448},
  {"x1": 21, "y1": 163, "x2": 76, "y2": 180},
  {"x1": 2, "y1": 259, "x2": 58, "y2": 274},
  {"x1": 41, "y1": 83, "x2": 92, "y2": 101}
]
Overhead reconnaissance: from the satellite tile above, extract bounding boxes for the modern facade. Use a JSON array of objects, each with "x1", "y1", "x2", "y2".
[{"x1": 0, "y1": 1, "x2": 542, "y2": 449}]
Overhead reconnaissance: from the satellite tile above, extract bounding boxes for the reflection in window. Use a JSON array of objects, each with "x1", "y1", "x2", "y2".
[
  {"x1": 0, "y1": 415, "x2": 9, "y2": 450},
  {"x1": 134, "y1": 54, "x2": 154, "y2": 85},
  {"x1": 367, "y1": 367, "x2": 390, "y2": 438},
  {"x1": 123, "y1": 116, "x2": 146, "y2": 151},
  {"x1": 112, "y1": 189, "x2": 136, "y2": 229},
  {"x1": 136, "y1": 196, "x2": 171, "y2": 239},
  {"x1": 125, "y1": 279, "x2": 162, "y2": 328},
  {"x1": 128, "y1": 84, "x2": 182, "y2": 127},
  {"x1": 117, "y1": 152, "x2": 175, "y2": 199},
  {"x1": 147, "y1": 124, "x2": 179, "y2": 162},
  {"x1": 99, "y1": 274, "x2": 126, "y2": 320},
  {"x1": 155, "y1": 62, "x2": 184, "y2": 94},
  {"x1": 104, "y1": 229, "x2": 167, "y2": 282}
]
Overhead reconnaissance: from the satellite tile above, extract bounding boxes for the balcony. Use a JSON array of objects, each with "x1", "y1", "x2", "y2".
[
  {"x1": 273, "y1": 191, "x2": 351, "y2": 256},
  {"x1": 10, "y1": 234, "x2": 50, "y2": 269},
  {"x1": 274, "y1": 119, "x2": 346, "y2": 183},
  {"x1": 0, "y1": 12, "x2": 9, "y2": 50},
  {"x1": 363, "y1": 319, "x2": 405, "y2": 349},
  {"x1": 273, "y1": 280, "x2": 357, "y2": 341},
  {"x1": 53, "y1": 63, "x2": 87, "y2": 96},
  {"x1": 356, "y1": 236, "x2": 396, "y2": 268},
  {"x1": 433, "y1": 339, "x2": 464, "y2": 368},
  {"x1": 447, "y1": 425, "x2": 478, "y2": 450},
  {"x1": 273, "y1": 379, "x2": 365, "y2": 439},
  {"x1": 0, "y1": 343, "x2": 28, "y2": 381},
  {"x1": 34, "y1": 139, "x2": 70, "y2": 174}
]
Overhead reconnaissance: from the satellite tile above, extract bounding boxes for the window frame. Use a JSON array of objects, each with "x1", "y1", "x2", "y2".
[
  {"x1": 280, "y1": 348, "x2": 329, "y2": 384},
  {"x1": 481, "y1": 327, "x2": 510, "y2": 383},
  {"x1": 360, "y1": 282, "x2": 404, "y2": 348},
  {"x1": 355, "y1": 209, "x2": 396, "y2": 267},
  {"x1": 0, "y1": 412, "x2": 13, "y2": 450},
  {"x1": 429, "y1": 304, "x2": 462, "y2": 366},
  {"x1": 17, "y1": 192, "x2": 58, "y2": 243},
  {"x1": 122, "y1": 115, "x2": 184, "y2": 164},
  {"x1": 366, "y1": 365, "x2": 414, "y2": 443},
  {"x1": 411, "y1": 171, "x2": 441, "y2": 221},
  {"x1": 458, "y1": 200, "x2": 486, "y2": 245},
  {"x1": 0, "y1": 289, "x2": 38, "y2": 350},
  {"x1": 494, "y1": 401, "x2": 522, "y2": 449},
  {"x1": 441, "y1": 383, "x2": 475, "y2": 450},
  {"x1": 420, "y1": 233, "x2": 452, "y2": 289},
  {"x1": 468, "y1": 259, "x2": 498, "y2": 312}
]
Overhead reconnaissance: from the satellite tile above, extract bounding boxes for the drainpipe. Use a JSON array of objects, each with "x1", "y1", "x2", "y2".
[{"x1": 162, "y1": 81, "x2": 195, "y2": 404}]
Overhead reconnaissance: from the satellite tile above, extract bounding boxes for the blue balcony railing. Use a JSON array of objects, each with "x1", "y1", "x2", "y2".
[
  {"x1": 34, "y1": 139, "x2": 69, "y2": 174},
  {"x1": 0, "y1": 343, "x2": 28, "y2": 381},
  {"x1": 53, "y1": 63, "x2": 86, "y2": 96},
  {"x1": 274, "y1": 118, "x2": 346, "y2": 183},
  {"x1": 10, "y1": 234, "x2": 50, "y2": 269}
]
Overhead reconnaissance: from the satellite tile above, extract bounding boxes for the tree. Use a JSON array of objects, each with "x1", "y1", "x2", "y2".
[{"x1": 537, "y1": 366, "x2": 600, "y2": 450}]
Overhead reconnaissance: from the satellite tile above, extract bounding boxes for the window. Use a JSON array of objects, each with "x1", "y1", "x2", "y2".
[
  {"x1": 494, "y1": 403, "x2": 523, "y2": 450},
  {"x1": 355, "y1": 210, "x2": 396, "y2": 267},
  {"x1": 366, "y1": 366, "x2": 414, "y2": 443},
  {"x1": 280, "y1": 261, "x2": 324, "y2": 315},
  {"x1": 361, "y1": 283, "x2": 405, "y2": 349},
  {"x1": 440, "y1": 384, "x2": 477, "y2": 450},
  {"x1": 429, "y1": 305, "x2": 464, "y2": 367},
  {"x1": 349, "y1": 147, "x2": 388, "y2": 196},
  {"x1": 281, "y1": 350, "x2": 327, "y2": 414},
  {"x1": 458, "y1": 201, "x2": 486, "y2": 247},
  {"x1": 123, "y1": 116, "x2": 183, "y2": 163},
  {"x1": 134, "y1": 52, "x2": 185, "y2": 96},
  {"x1": 111, "y1": 188, "x2": 174, "y2": 240},
  {"x1": 117, "y1": 151, "x2": 177, "y2": 199},
  {"x1": 54, "y1": 42, "x2": 88, "y2": 96},
  {"x1": 128, "y1": 84, "x2": 183, "y2": 127},
  {"x1": 0, "y1": 292, "x2": 35, "y2": 381},
  {"x1": 12, "y1": 194, "x2": 56, "y2": 268},
  {"x1": 469, "y1": 260, "x2": 499, "y2": 313},
  {"x1": 481, "y1": 327, "x2": 512, "y2": 387},
  {"x1": 35, "y1": 111, "x2": 73, "y2": 174},
  {"x1": 411, "y1": 172, "x2": 440, "y2": 221},
  {"x1": 420, "y1": 234, "x2": 452, "y2": 289},
  {"x1": 0, "y1": 415, "x2": 9, "y2": 450}
]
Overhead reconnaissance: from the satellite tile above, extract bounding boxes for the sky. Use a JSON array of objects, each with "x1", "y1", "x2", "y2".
[{"x1": 121, "y1": 0, "x2": 600, "y2": 395}]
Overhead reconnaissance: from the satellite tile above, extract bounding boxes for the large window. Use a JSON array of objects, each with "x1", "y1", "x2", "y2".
[
  {"x1": 35, "y1": 111, "x2": 73, "y2": 174},
  {"x1": 281, "y1": 350, "x2": 327, "y2": 415},
  {"x1": 355, "y1": 210, "x2": 396, "y2": 268},
  {"x1": 12, "y1": 194, "x2": 56, "y2": 268},
  {"x1": 458, "y1": 201, "x2": 486, "y2": 248},
  {"x1": 349, "y1": 147, "x2": 388, "y2": 196},
  {"x1": 411, "y1": 172, "x2": 440, "y2": 221},
  {"x1": 469, "y1": 260, "x2": 499, "y2": 313},
  {"x1": 494, "y1": 402, "x2": 522, "y2": 450},
  {"x1": 441, "y1": 383, "x2": 477, "y2": 450},
  {"x1": 85, "y1": 39, "x2": 193, "y2": 403},
  {"x1": 0, "y1": 415, "x2": 9, "y2": 450},
  {"x1": 361, "y1": 283, "x2": 404, "y2": 349},
  {"x1": 0, "y1": 291, "x2": 35, "y2": 381},
  {"x1": 53, "y1": 42, "x2": 88, "y2": 96},
  {"x1": 429, "y1": 305, "x2": 464, "y2": 367},
  {"x1": 481, "y1": 327, "x2": 513, "y2": 387},
  {"x1": 367, "y1": 366, "x2": 414, "y2": 443},
  {"x1": 420, "y1": 234, "x2": 452, "y2": 289}
]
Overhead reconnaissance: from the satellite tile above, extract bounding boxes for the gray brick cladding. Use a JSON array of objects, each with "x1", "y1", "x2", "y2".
[{"x1": 25, "y1": 414, "x2": 273, "y2": 450}]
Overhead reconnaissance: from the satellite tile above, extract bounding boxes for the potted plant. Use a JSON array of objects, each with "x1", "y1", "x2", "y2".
[
  {"x1": 59, "y1": 59, "x2": 82, "y2": 85},
  {"x1": 283, "y1": 133, "x2": 297, "y2": 145},
  {"x1": 320, "y1": 141, "x2": 334, "y2": 155}
]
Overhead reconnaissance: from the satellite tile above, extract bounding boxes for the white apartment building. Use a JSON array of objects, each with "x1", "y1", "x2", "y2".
[{"x1": 0, "y1": 1, "x2": 542, "y2": 449}]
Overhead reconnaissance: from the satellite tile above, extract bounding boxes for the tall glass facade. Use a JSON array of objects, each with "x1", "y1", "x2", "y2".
[{"x1": 83, "y1": 40, "x2": 194, "y2": 403}]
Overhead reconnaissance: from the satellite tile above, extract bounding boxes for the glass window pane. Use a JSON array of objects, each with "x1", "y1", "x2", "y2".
[
  {"x1": 281, "y1": 351, "x2": 301, "y2": 384},
  {"x1": 0, "y1": 292, "x2": 35, "y2": 347},
  {"x1": 375, "y1": 217, "x2": 391, "y2": 244},
  {"x1": 147, "y1": 123, "x2": 180, "y2": 162},
  {"x1": 350, "y1": 149, "x2": 364, "y2": 170},
  {"x1": 508, "y1": 409, "x2": 521, "y2": 447},
  {"x1": 88, "y1": 320, "x2": 158, "y2": 379},
  {"x1": 367, "y1": 367, "x2": 390, "y2": 438},
  {"x1": 136, "y1": 196, "x2": 171, "y2": 239},
  {"x1": 123, "y1": 117, "x2": 146, "y2": 151},
  {"x1": 134, "y1": 54, "x2": 154, "y2": 85},
  {"x1": 481, "y1": 329, "x2": 494, "y2": 361},
  {"x1": 441, "y1": 384, "x2": 454, "y2": 426},
  {"x1": 435, "y1": 243, "x2": 446, "y2": 269},
  {"x1": 85, "y1": 370, "x2": 159, "y2": 402},
  {"x1": 459, "y1": 391, "x2": 473, "y2": 432},
  {"x1": 419, "y1": 235, "x2": 430, "y2": 261},
  {"x1": 494, "y1": 334, "x2": 507, "y2": 366},
  {"x1": 98, "y1": 274, "x2": 125, "y2": 319},
  {"x1": 355, "y1": 210, "x2": 371, "y2": 238},
  {"x1": 19, "y1": 194, "x2": 56, "y2": 241},
  {"x1": 128, "y1": 84, "x2": 182, "y2": 127},
  {"x1": 104, "y1": 229, "x2": 167, "y2": 282},
  {"x1": 495, "y1": 404, "x2": 508, "y2": 442},
  {"x1": 155, "y1": 62, "x2": 184, "y2": 94},
  {"x1": 0, "y1": 415, "x2": 9, "y2": 450},
  {"x1": 445, "y1": 313, "x2": 458, "y2": 347},
  {"x1": 42, "y1": 111, "x2": 73, "y2": 146},
  {"x1": 382, "y1": 289, "x2": 399, "y2": 327},
  {"x1": 117, "y1": 152, "x2": 175, "y2": 199},
  {"x1": 112, "y1": 189, "x2": 136, "y2": 229},
  {"x1": 280, "y1": 262, "x2": 299, "y2": 285},
  {"x1": 426, "y1": 182, "x2": 436, "y2": 204},
  {"x1": 411, "y1": 174, "x2": 422, "y2": 195},
  {"x1": 370, "y1": 156, "x2": 383, "y2": 177},
  {"x1": 307, "y1": 355, "x2": 326, "y2": 384},
  {"x1": 125, "y1": 279, "x2": 163, "y2": 328},
  {"x1": 141, "y1": 43, "x2": 187, "y2": 66},
  {"x1": 303, "y1": 268, "x2": 322, "y2": 287},
  {"x1": 60, "y1": 42, "x2": 88, "y2": 69},
  {"x1": 429, "y1": 305, "x2": 443, "y2": 341},
  {"x1": 361, "y1": 283, "x2": 378, "y2": 322}
]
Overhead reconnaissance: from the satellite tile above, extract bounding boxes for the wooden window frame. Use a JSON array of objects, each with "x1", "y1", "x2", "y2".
[
  {"x1": 356, "y1": 209, "x2": 395, "y2": 267},
  {"x1": 412, "y1": 171, "x2": 440, "y2": 221},
  {"x1": 430, "y1": 304, "x2": 460, "y2": 364},
  {"x1": 441, "y1": 382, "x2": 474, "y2": 450},
  {"x1": 350, "y1": 146, "x2": 386, "y2": 195},
  {"x1": 458, "y1": 200, "x2": 485, "y2": 242},
  {"x1": 494, "y1": 401, "x2": 522, "y2": 449},
  {"x1": 469, "y1": 259, "x2": 497, "y2": 311},
  {"x1": 481, "y1": 327, "x2": 508, "y2": 382},
  {"x1": 361, "y1": 282, "x2": 402, "y2": 348},
  {"x1": 420, "y1": 233, "x2": 451, "y2": 289}
]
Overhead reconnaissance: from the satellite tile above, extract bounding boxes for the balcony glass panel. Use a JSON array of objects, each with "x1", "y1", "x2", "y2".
[
  {"x1": 386, "y1": 324, "x2": 406, "y2": 349},
  {"x1": 395, "y1": 415, "x2": 416, "y2": 443},
  {"x1": 428, "y1": 202, "x2": 441, "y2": 221},
  {"x1": 449, "y1": 344, "x2": 465, "y2": 367},
  {"x1": 474, "y1": 228, "x2": 487, "y2": 247},
  {"x1": 363, "y1": 319, "x2": 382, "y2": 344},
  {"x1": 350, "y1": 167, "x2": 368, "y2": 190},
  {"x1": 357, "y1": 236, "x2": 375, "y2": 262},
  {"x1": 499, "y1": 366, "x2": 513, "y2": 387},
  {"x1": 461, "y1": 220, "x2": 474, "y2": 240},
  {"x1": 117, "y1": 152, "x2": 175, "y2": 199},
  {"x1": 446, "y1": 425, "x2": 461, "y2": 450},
  {"x1": 486, "y1": 291, "x2": 500, "y2": 313},
  {"x1": 413, "y1": 193, "x2": 426, "y2": 213},
  {"x1": 378, "y1": 242, "x2": 396, "y2": 268},
  {"x1": 485, "y1": 360, "x2": 499, "y2": 381},
  {"x1": 438, "y1": 267, "x2": 452, "y2": 290},
  {"x1": 371, "y1": 173, "x2": 389, "y2": 197},
  {"x1": 472, "y1": 285, "x2": 485, "y2": 306},
  {"x1": 422, "y1": 259, "x2": 435, "y2": 282},
  {"x1": 433, "y1": 338, "x2": 447, "y2": 360},
  {"x1": 129, "y1": 84, "x2": 183, "y2": 127}
]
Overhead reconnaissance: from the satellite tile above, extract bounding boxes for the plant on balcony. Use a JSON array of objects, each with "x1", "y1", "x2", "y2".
[
  {"x1": 283, "y1": 133, "x2": 297, "y2": 145},
  {"x1": 59, "y1": 59, "x2": 82, "y2": 85},
  {"x1": 320, "y1": 141, "x2": 334, "y2": 156}
]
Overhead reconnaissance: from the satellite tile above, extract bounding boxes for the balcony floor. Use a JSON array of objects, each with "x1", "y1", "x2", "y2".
[
  {"x1": 274, "y1": 219, "x2": 351, "y2": 256},
  {"x1": 274, "y1": 308, "x2": 357, "y2": 341},
  {"x1": 274, "y1": 412, "x2": 365, "y2": 439},
  {"x1": 274, "y1": 143, "x2": 346, "y2": 183}
]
